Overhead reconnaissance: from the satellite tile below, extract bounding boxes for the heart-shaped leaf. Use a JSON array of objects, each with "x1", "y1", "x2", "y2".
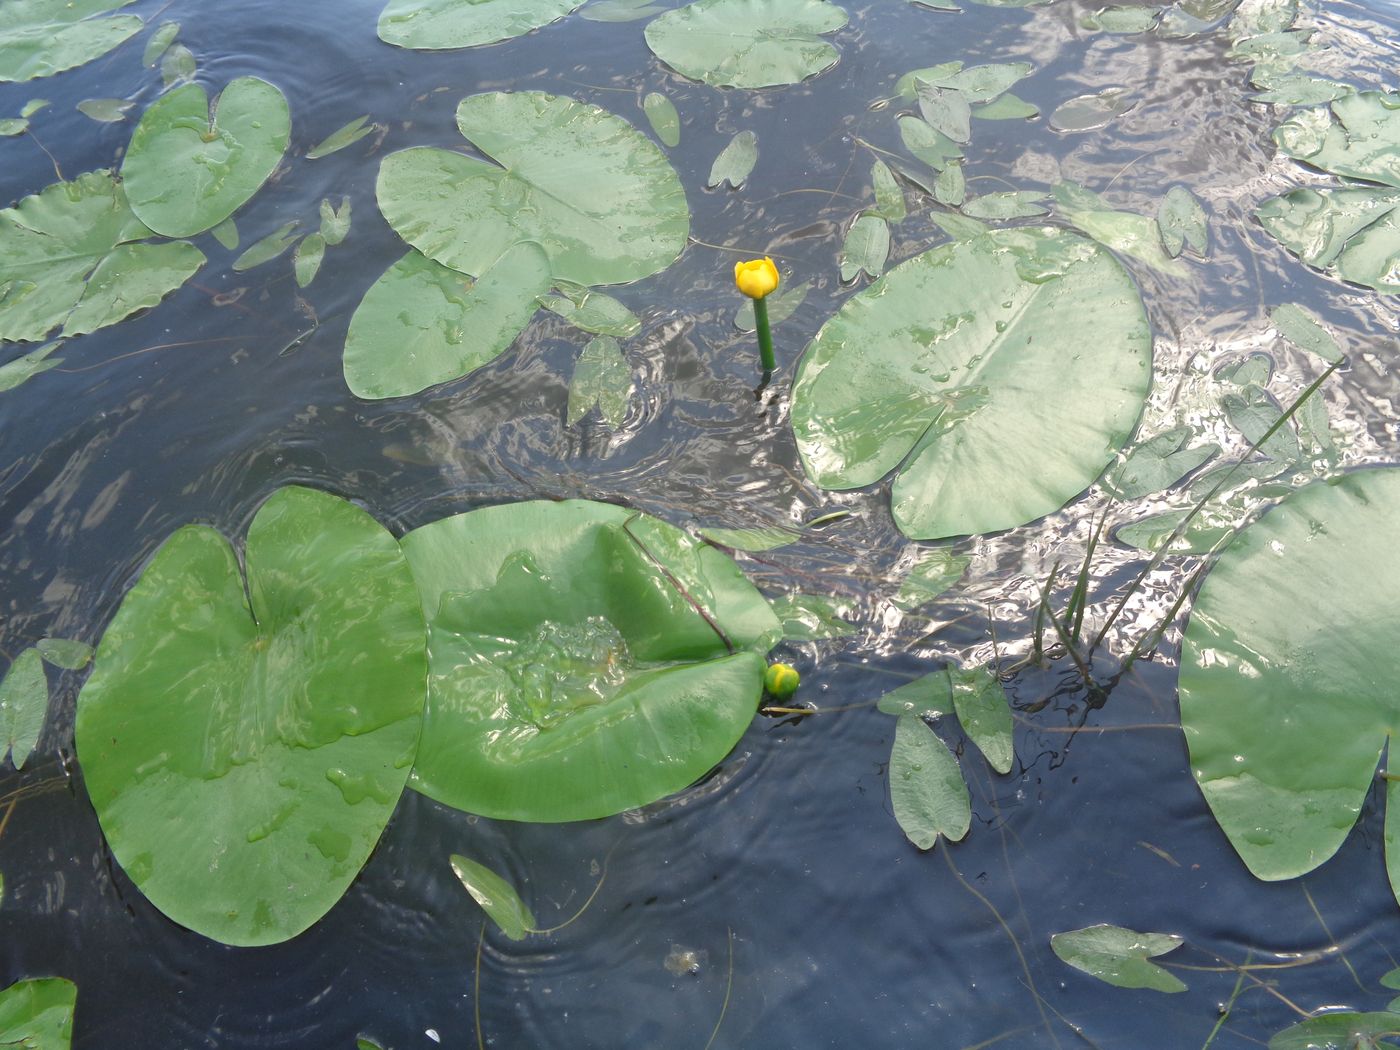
[
  {"x1": 1, "y1": 648, "x2": 47, "y2": 770},
  {"x1": 1051, "y1": 925, "x2": 1186, "y2": 993},
  {"x1": 568, "y1": 334, "x2": 632, "y2": 426},
  {"x1": 75, "y1": 487, "x2": 427, "y2": 946},
  {"x1": 889, "y1": 713, "x2": 970, "y2": 849}
]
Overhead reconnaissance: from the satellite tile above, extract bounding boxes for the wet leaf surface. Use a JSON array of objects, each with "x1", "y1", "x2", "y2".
[{"x1": 1051, "y1": 925, "x2": 1186, "y2": 993}]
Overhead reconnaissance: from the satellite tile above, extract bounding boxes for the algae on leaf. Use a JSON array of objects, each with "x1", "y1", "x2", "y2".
[
  {"x1": 0, "y1": 0, "x2": 142, "y2": 83},
  {"x1": 75, "y1": 487, "x2": 427, "y2": 946},
  {"x1": 645, "y1": 0, "x2": 848, "y2": 89},
  {"x1": 379, "y1": 0, "x2": 585, "y2": 49}
]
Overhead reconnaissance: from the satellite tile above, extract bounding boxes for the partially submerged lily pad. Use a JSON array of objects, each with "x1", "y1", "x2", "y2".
[
  {"x1": 0, "y1": 0, "x2": 142, "y2": 83},
  {"x1": 379, "y1": 0, "x2": 584, "y2": 50},
  {"x1": 791, "y1": 227, "x2": 1151, "y2": 540},
  {"x1": 644, "y1": 0, "x2": 849, "y2": 90},
  {"x1": 75, "y1": 487, "x2": 428, "y2": 946},
  {"x1": 400, "y1": 500, "x2": 781, "y2": 822}
]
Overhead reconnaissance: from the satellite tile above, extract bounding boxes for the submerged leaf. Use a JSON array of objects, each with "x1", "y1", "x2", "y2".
[
  {"x1": 232, "y1": 222, "x2": 301, "y2": 272},
  {"x1": 1156, "y1": 186, "x2": 1208, "y2": 258},
  {"x1": 645, "y1": 0, "x2": 848, "y2": 89},
  {"x1": 1102, "y1": 426, "x2": 1217, "y2": 499},
  {"x1": 898, "y1": 115, "x2": 963, "y2": 171},
  {"x1": 450, "y1": 855, "x2": 535, "y2": 941},
  {"x1": 1081, "y1": 4, "x2": 1159, "y2": 31},
  {"x1": 293, "y1": 233, "x2": 325, "y2": 288},
  {"x1": 1051, "y1": 925, "x2": 1186, "y2": 993},
  {"x1": 319, "y1": 197, "x2": 352, "y2": 246},
  {"x1": 961, "y1": 190, "x2": 1047, "y2": 220},
  {"x1": 567, "y1": 334, "x2": 632, "y2": 426},
  {"x1": 708, "y1": 130, "x2": 758, "y2": 190},
  {"x1": 839, "y1": 214, "x2": 889, "y2": 281},
  {"x1": 1270, "y1": 303, "x2": 1343, "y2": 363},
  {"x1": 934, "y1": 162, "x2": 966, "y2": 207},
  {"x1": 870, "y1": 160, "x2": 907, "y2": 222},
  {"x1": 771, "y1": 592, "x2": 856, "y2": 640},
  {"x1": 0, "y1": 976, "x2": 76, "y2": 1048},
  {"x1": 1256, "y1": 187, "x2": 1400, "y2": 294},
  {"x1": 1, "y1": 649, "x2": 47, "y2": 770},
  {"x1": 541, "y1": 290, "x2": 640, "y2": 338},
  {"x1": 76, "y1": 97, "x2": 133, "y2": 122},
  {"x1": 142, "y1": 20, "x2": 178, "y2": 66},
  {"x1": 642, "y1": 92, "x2": 680, "y2": 147},
  {"x1": 211, "y1": 218, "x2": 239, "y2": 250},
  {"x1": 379, "y1": 0, "x2": 584, "y2": 49},
  {"x1": 1049, "y1": 87, "x2": 1137, "y2": 132},
  {"x1": 580, "y1": 0, "x2": 667, "y2": 19},
  {"x1": 889, "y1": 713, "x2": 970, "y2": 849},
  {"x1": 159, "y1": 44, "x2": 196, "y2": 88},
  {"x1": 892, "y1": 549, "x2": 970, "y2": 611},
  {"x1": 699, "y1": 525, "x2": 802, "y2": 552},
  {"x1": 915, "y1": 83, "x2": 972, "y2": 144},
  {"x1": 75, "y1": 487, "x2": 427, "y2": 947},
  {"x1": 307, "y1": 115, "x2": 379, "y2": 159},
  {"x1": 0, "y1": 0, "x2": 142, "y2": 83},
  {"x1": 35, "y1": 638, "x2": 93, "y2": 671},
  {"x1": 973, "y1": 93, "x2": 1039, "y2": 120},
  {"x1": 1054, "y1": 181, "x2": 1187, "y2": 277},
  {"x1": 1268, "y1": 1012, "x2": 1400, "y2": 1050}
]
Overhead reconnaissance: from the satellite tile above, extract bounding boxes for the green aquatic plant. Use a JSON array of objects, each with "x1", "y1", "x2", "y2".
[
  {"x1": 734, "y1": 256, "x2": 779, "y2": 371},
  {"x1": 0, "y1": 649, "x2": 47, "y2": 771},
  {"x1": 0, "y1": 976, "x2": 76, "y2": 1049},
  {"x1": 1051, "y1": 925, "x2": 1186, "y2": 994},
  {"x1": 379, "y1": 0, "x2": 584, "y2": 50},
  {"x1": 0, "y1": 0, "x2": 141, "y2": 83},
  {"x1": 567, "y1": 334, "x2": 633, "y2": 426}
]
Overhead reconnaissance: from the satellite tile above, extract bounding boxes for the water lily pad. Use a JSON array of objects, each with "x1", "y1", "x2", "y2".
[
  {"x1": 568, "y1": 334, "x2": 632, "y2": 426},
  {"x1": 400, "y1": 500, "x2": 780, "y2": 823},
  {"x1": 75, "y1": 487, "x2": 427, "y2": 946},
  {"x1": 319, "y1": 198, "x2": 352, "y2": 246},
  {"x1": 1156, "y1": 185, "x2": 1208, "y2": 258},
  {"x1": 1055, "y1": 181, "x2": 1186, "y2": 276},
  {"x1": 450, "y1": 855, "x2": 535, "y2": 940},
  {"x1": 1051, "y1": 925, "x2": 1186, "y2": 993},
  {"x1": 379, "y1": 0, "x2": 584, "y2": 49},
  {"x1": 1081, "y1": 5, "x2": 1159, "y2": 31},
  {"x1": 915, "y1": 83, "x2": 971, "y2": 144},
  {"x1": 0, "y1": 342, "x2": 62, "y2": 391},
  {"x1": 0, "y1": 170, "x2": 204, "y2": 344},
  {"x1": 377, "y1": 91, "x2": 688, "y2": 288},
  {"x1": 771, "y1": 592, "x2": 855, "y2": 640},
  {"x1": 121, "y1": 77, "x2": 292, "y2": 239},
  {"x1": 949, "y1": 665, "x2": 1013, "y2": 774},
  {"x1": 934, "y1": 162, "x2": 966, "y2": 207},
  {"x1": 1271, "y1": 303, "x2": 1342, "y2": 363},
  {"x1": 293, "y1": 233, "x2": 325, "y2": 288},
  {"x1": 1269, "y1": 1012, "x2": 1400, "y2": 1050},
  {"x1": 35, "y1": 638, "x2": 93, "y2": 670},
  {"x1": 961, "y1": 190, "x2": 1047, "y2": 220},
  {"x1": 892, "y1": 549, "x2": 970, "y2": 611},
  {"x1": 0, "y1": 976, "x2": 76, "y2": 1048},
  {"x1": 889, "y1": 713, "x2": 970, "y2": 849},
  {"x1": 1, "y1": 648, "x2": 47, "y2": 770},
  {"x1": 839, "y1": 214, "x2": 889, "y2": 281},
  {"x1": 1261, "y1": 188, "x2": 1400, "y2": 293},
  {"x1": 142, "y1": 20, "x2": 178, "y2": 66},
  {"x1": 344, "y1": 244, "x2": 550, "y2": 400},
  {"x1": 792, "y1": 227, "x2": 1151, "y2": 540},
  {"x1": 232, "y1": 221, "x2": 300, "y2": 272},
  {"x1": 897, "y1": 115, "x2": 963, "y2": 170},
  {"x1": 541, "y1": 289, "x2": 640, "y2": 337},
  {"x1": 974, "y1": 93, "x2": 1039, "y2": 120},
  {"x1": 708, "y1": 130, "x2": 758, "y2": 189},
  {"x1": 1274, "y1": 91, "x2": 1400, "y2": 188},
  {"x1": 1049, "y1": 87, "x2": 1137, "y2": 132},
  {"x1": 642, "y1": 92, "x2": 680, "y2": 147},
  {"x1": 1179, "y1": 469, "x2": 1400, "y2": 893},
  {"x1": 1102, "y1": 426, "x2": 1217, "y2": 499},
  {"x1": 870, "y1": 160, "x2": 907, "y2": 222},
  {"x1": 159, "y1": 43, "x2": 195, "y2": 87},
  {"x1": 581, "y1": 0, "x2": 666, "y2": 19},
  {"x1": 0, "y1": 0, "x2": 142, "y2": 83},
  {"x1": 644, "y1": 0, "x2": 848, "y2": 90},
  {"x1": 76, "y1": 97, "x2": 132, "y2": 122}
]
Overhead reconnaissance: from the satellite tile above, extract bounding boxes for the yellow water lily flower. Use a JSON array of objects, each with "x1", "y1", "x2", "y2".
[{"x1": 734, "y1": 257, "x2": 779, "y2": 299}]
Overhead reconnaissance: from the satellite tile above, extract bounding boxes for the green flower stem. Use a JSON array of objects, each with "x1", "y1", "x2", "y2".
[{"x1": 753, "y1": 295, "x2": 775, "y2": 372}]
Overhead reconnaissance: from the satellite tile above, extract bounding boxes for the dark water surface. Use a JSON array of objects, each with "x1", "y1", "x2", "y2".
[{"x1": 2, "y1": 0, "x2": 1400, "y2": 1046}]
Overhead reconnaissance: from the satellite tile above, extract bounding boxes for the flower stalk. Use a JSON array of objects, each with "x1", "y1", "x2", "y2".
[{"x1": 734, "y1": 257, "x2": 780, "y2": 374}]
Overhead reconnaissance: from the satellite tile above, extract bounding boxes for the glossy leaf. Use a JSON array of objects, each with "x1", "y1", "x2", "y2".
[
  {"x1": 961, "y1": 190, "x2": 1047, "y2": 220},
  {"x1": 0, "y1": 118, "x2": 29, "y2": 136},
  {"x1": 870, "y1": 160, "x2": 906, "y2": 222},
  {"x1": 379, "y1": 0, "x2": 584, "y2": 49},
  {"x1": 1156, "y1": 186, "x2": 1208, "y2": 258},
  {"x1": 1051, "y1": 925, "x2": 1186, "y2": 993},
  {"x1": 293, "y1": 234, "x2": 325, "y2": 288},
  {"x1": 889, "y1": 713, "x2": 970, "y2": 849},
  {"x1": 974, "y1": 93, "x2": 1039, "y2": 120},
  {"x1": 1102, "y1": 426, "x2": 1217, "y2": 499},
  {"x1": 915, "y1": 83, "x2": 971, "y2": 144},
  {"x1": 644, "y1": 0, "x2": 848, "y2": 90},
  {"x1": 76, "y1": 97, "x2": 132, "y2": 122},
  {"x1": 707, "y1": 130, "x2": 758, "y2": 190},
  {"x1": 894, "y1": 62, "x2": 964, "y2": 101},
  {"x1": 567, "y1": 335, "x2": 632, "y2": 426},
  {"x1": 1256, "y1": 187, "x2": 1400, "y2": 294},
  {"x1": 735, "y1": 279, "x2": 808, "y2": 332},
  {"x1": 839, "y1": 214, "x2": 889, "y2": 281},
  {"x1": 0, "y1": 976, "x2": 76, "y2": 1048},
  {"x1": 541, "y1": 290, "x2": 640, "y2": 338},
  {"x1": 1, "y1": 649, "x2": 47, "y2": 770},
  {"x1": 400, "y1": 501, "x2": 780, "y2": 822},
  {"x1": 1274, "y1": 91, "x2": 1400, "y2": 188},
  {"x1": 892, "y1": 549, "x2": 970, "y2": 611},
  {"x1": 142, "y1": 20, "x2": 178, "y2": 66},
  {"x1": 450, "y1": 855, "x2": 535, "y2": 941},
  {"x1": 356, "y1": 1039, "x2": 385, "y2": 1050},
  {"x1": 0, "y1": 171, "x2": 203, "y2": 344},
  {"x1": 949, "y1": 665, "x2": 1013, "y2": 774},
  {"x1": 1271, "y1": 303, "x2": 1343, "y2": 363},
  {"x1": 771, "y1": 592, "x2": 855, "y2": 641},
  {"x1": 20, "y1": 99, "x2": 47, "y2": 118},
  {"x1": 319, "y1": 198, "x2": 352, "y2": 247},
  {"x1": 0, "y1": 0, "x2": 141, "y2": 83},
  {"x1": 1252, "y1": 73, "x2": 1351, "y2": 106},
  {"x1": 792, "y1": 227, "x2": 1151, "y2": 539},
  {"x1": 897, "y1": 62, "x2": 1031, "y2": 104},
  {"x1": 232, "y1": 222, "x2": 300, "y2": 272},
  {"x1": 642, "y1": 92, "x2": 680, "y2": 148},
  {"x1": 1221, "y1": 383, "x2": 1300, "y2": 464},
  {"x1": 877, "y1": 671, "x2": 948, "y2": 717},
  {"x1": 1049, "y1": 87, "x2": 1137, "y2": 132},
  {"x1": 35, "y1": 638, "x2": 93, "y2": 671},
  {"x1": 122, "y1": 78, "x2": 292, "y2": 239},
  {"x1": 0, "y1": 342, "x2": 62, "y2": 392},
  {"x1": 897, "y1": 116, "x2": 963, "y2": 171},
  {"x1": 75, "y1": 487, "x2": 427, "y2": 946},
  {"x1": 344, "y1": 244, "x2": 550, "y2": 400},
  {"x1": 1055, "y1": 181, "x2": 1187, "y2": 276},
  {"x1": 377, "y1": 91, "x2": 688, "y2": 288},
  {"x1": 1268, "y1": 1013, "x2": 1400, "y2": 1050},
  {"x1": 307, "y1": 116, "x2": 379, "y2": 160},
  {"x1": 1180, "y1": 470, "x2": 1400, "y2": 890}
]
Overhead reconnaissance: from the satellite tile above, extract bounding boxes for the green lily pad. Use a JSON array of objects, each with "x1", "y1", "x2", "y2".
[
  {"x1": 1251, "y1": 73, "x2": 1352, "y2": 106},
  {"x1": 377, "y1": 91, "x2": 688, "y2": 288},
  {"x1": 699, "y1": 524, "x2": 802, "y2": 551},
  {"x1": 379, "y1": 0, "x2": 584, "y2": 49},
  {"x1": 400, "y1": 500, "x2": 781, "y2": 823},
  {"x1": 916, "y1": 83, "x2": 971, "y2": 144},
  {"x1": 1081, "y1": 4, "x2": 1159, "y2": 31},
  {"x1": 142, "y1": 20, "x2": 178, "y2": 66},
  {"x1": 974, "y1": 93, "x2": 1039, "y2": 120},
  {"x1": 121, "y1": 77, "x2": 291, "y2": 239},
  {"x1": 839, "y1": 214, "x2": 889, "y2": 281},
  {"x1": 1054, "y1": 181, "x2": 1186, "y2": 277},
  {"x1": 1269, "y1": 1013, "x2": 1400, "y2": 1050},
  {"x1": 1180, "y1": 469, "x2": 1400, "y2": 893},
  {"x1": 896, "y1": 62, "x2": 1032, "y2": 104},
  {"x1": 1102, "y1": 426, "x2": 1218, "y2": 500},
  {"x1": 568, "y1": 334, "x2": 633, "y2": 426},
  {"x1": 934, "y1": 162, "x2": 966, "y2": 207},
  {"x1": 159, "y1": 43, "x2": 195, "y2": 87},
  {"x1": 644, "y1": 0, "x2": 848, "y2": 90},
  {"x1": 1271, "y1": 303, "x2": 1343, "y2": 363},
  {"x1": 1274, "y1": 91, "x2": 1400, "y2": 188},
  {"x1": 1257, "y1": 187, "x2": 1400, "y2": 295},
  {"x1": 344, "y1": 244, "x2": 550, "y2": 400},
  {"x1": 0, "y1": 976, "x2": 76, "y2": 1049},
  {"x1": 232, "y1": 221, "x2": 300, "y2": 272},
  {"x1": 1, "y1": 648, "x2": 47, "y2": 771},
  {"x1": 75, "y1": 487, "x2": 427, "y2": 946},
  {"x1": 961, "y1": 190, "x2": 1048, "y2": 220},
  {"x1": 877, "y1": 671, "x2": 948, "y2": 717},
  {"x1": 0, "y1": 170, "x2": 204, "y2": 344},
  {"x1": 870, "y1": 160, "x2": 907, "y2": 222},
  {"x1": 897, "y1": 115, "x2": 963, "y2": 171},
  {"x1": 75, "y1": 97, "x2": 132, "y2": 122},
  {"x1": 0, "y1": 0, "x2": 141, "y2": 83},
  {"x1": 791, "y1": 227, "x2": 1151, "y2": 540},
  {"x1": 35, "y1": 638, "x2": 93, "y2": 670},
  {"x1": 948, "y1": 664, "x2": 1013, "y2": 774},
  {"x1": 211, "y1": 218, "x2": 239, "y2": 251},
  {"x1": 581, "y1": 0, "x2": 667, "y2": 19},
  {"x1": 708, "y1": 130, "x2": 758, "y2": 190},
  {"x1": 642, "y1": 92, "x2": 680, "y2": 148},
  {"x1": 293, "y1": 233, "x2": 325, "y2": 288},
  {"x1": 319, "y1": 198, "x2": 352, "y2": 246},
  {"x1": 541, "y1": 289, "x2": 640, "y2": 337},
  {"x1": 449, "y1": 855, "x2": 535, "y2": 940},
  {"x1": 0, "y1": 342, "x2": 62, "y2": 392},
  {"x1": 889, "y1": 713, "x2": 970, "y2": 849},
  {"x1": 1050, "y1": 925, "x2": 1186, "y2": 993}
]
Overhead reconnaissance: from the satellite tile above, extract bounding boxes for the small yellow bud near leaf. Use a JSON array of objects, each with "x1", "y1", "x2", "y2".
[
  {"x1": 763, "y1": 662, "x2": 800, "y2": 700},
  {"x1": 734, "y1": 257, "x2": 779, "y2": 299}
]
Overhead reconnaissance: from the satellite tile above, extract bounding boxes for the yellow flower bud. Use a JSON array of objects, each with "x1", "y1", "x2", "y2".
[
  {"x1": 734, "y1": 257, "x2": 780, "y2": 299},
  {"x1": 763, "y1": 662, "x2": 800, "y2": 700}
]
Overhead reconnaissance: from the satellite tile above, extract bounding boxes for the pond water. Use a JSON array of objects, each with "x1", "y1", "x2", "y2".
[{"x1": 1, "y1": 0, "x2": 1399, "y2": 1046}]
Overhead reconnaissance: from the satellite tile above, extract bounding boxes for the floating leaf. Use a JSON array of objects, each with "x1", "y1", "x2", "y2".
[
  {"x1": 893, "y1": 549, "x2": 970, "y2": 611},
  {"x1": 735, "y1": 279, "x2": 808, "y2": 332},
  {"x1": 76, "y1": 97, "x2": 132, "y2": 122},
  {"x1": 344, "y1": 244, "x2": 550, "y2": 400},
  {"x1": 377, "y1": 91, "x2": 688, "y2": 288},
  {"x1": 699, "y1": 525, "x2": 802, "y2": 551},
  {"x1": 642, "y1": 92, "x2": 680, "y2": 148},
  {"x1": 319, "y1": 198, "x2": 352, "y2": 246},
  {"x1": 897, "y1": 62, "x2": 1032, "y2": 104},
  {"x1": 1054, "y1": 181, "x2": 1187, "y2": 276},
  {"x1": 400, "y1": 500, "x2": 780, "y2": 822},
  {"x1": 911, "y1": 0, "x2": 960, "y2": 9},
  {"x1": 961, "y1": 190, "x2": 1047, "y2": 220},
  {"x1": 870, "y1": 160, "x2": 906, "y2": 222},
  {"x1": 948, "y1": 665, "x2": 1013, "y2": 774},
  {"x1": 293, "y1": 233, "x2": 325, "y2": 288},
  {"x1": 877, "y1": 671, "x2": 948, "y2": 717},
  {"x1": 645, "y1": 0, "x2": 848, "y2": 89},
  {"x1": 893, "y1": 61, "x2": 964, "y2": 100},
  {"x1": 1083, "y1": 4, "x2": 1159, "y2": 30},
  {"x1": 1271, "y1": 303, "x2": 1343, "y2": 363},
  {"x1": 897, "y1": 115, "x2": 963, "y2": 170},
  {"x1": 0, "y1": 170, "x2": 204, "y2": 343},
  {"x1": 1221, "y1": 383, "x2": 1300, "y2": 464},
  {"x1": 1268, "y1": 1012, "x2": 1400, "y2": 1050},
  {"x1": 934, "y1": 162, "x2": 966, "y2": 207},
  {"x1": 1049, "y1": 87, "x2": 1137, "y2": 132},
  {"x1": 915, "y1": 83, "x2": 971, "y2": 144},
  {"x1": 1114, "y1": 505, "x2": 1240, "y2": 555},
  {"x1": 1, "y1": 649, "x2": 47, "y2": 770},
  {"x1": 1256, "y1": 187, "x2": 1400, "y2": 294},
  {"x1": 707, "y1": 130, "x2": 758, "y2": 190},
  {"x1": 541, "y1": 290, "x2": 640, "y2": 337},
  {"x1": 580, "y1": 0, "x2": 667, "y2": 18},
  {"x1": 142, "y1": 20, "x2": 178, "y2": 66},
  {"x1": 0, "y1": 118, "x2": 29, "y2": 136},
  {"x1": 1156, "y1": 186, "x2": 1208, "y2": 258},
  {"x1": 927, "y1": 209, "x2": 990, "y2": 241},
  {"x1": 974, "y1": 93, "x2": 1039, "y2": 120},
  {"x1": 0, "y1": 977, "x2": 76, "y2": 1048},
  {"x1": 791, "y1": 227, "x2": 1151, "y2": 540},
  {"x1": 1051, "y1": 925, "x2": 1186, "y2": 993},
  {"x1": 449, "y1": 855, "x2": 535, "y2": 941},
  {"x1": 1274, "y1": 91, "x2": 1400, "y2": 187},
  {"x1": 1102, "y1": 426, "x2": 1217, "y2": 499},
  {"x1": 307, "y1": 115, "x2": 378, "y2": 159},
  {"x1": 379, "y1": 0, "x2": 584, "y2": 48},
  {"x1": 211, "y1": 218, "x2": 239, "y2": 251},
  {"x1": 839, "y1": 214, "x2": 889, "y2": 281},
  {"x1": 35, "y1": 638, "x2": 93, "y2": 671},
  {"x1": 122, "y1": 77, "x2": 292, "y2": 239},
  {"x1": 159, "y1": 43, "x2": 195, "y2": 88},
  {"x1": 75, "y1": 487, "x2": 427, "y2": 947},
  {"x1": 357, "y1": 1039, "x2": 386, "y2": 1050},
  {"x1": 0, "y1": 342, "x2": 62, "y2": 392},
  {"x1": 20, "y1": 99, "x2": 48, "y2": 118},
  {"x1": 232, "y1": 221, "x2": 300, "y2": 272},
  {"x1": 771, "y1": 592, "x2": 856, "y2": 640},
  {"x1": 1251, "y1": 73, "x2": 1351, "y2": 106},
  {"x1": 0, "y1": 0, "x2": 142, "y2": 83},
  {"x1": 568, "y1": 334, "x2": 632, "y2": 426},
  {"x1": 889, "y1": 713, "x2": 970, "y2": 849}
]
